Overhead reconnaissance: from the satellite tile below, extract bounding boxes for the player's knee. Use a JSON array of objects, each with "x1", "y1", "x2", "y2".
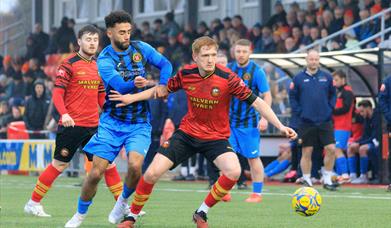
[
  {"x1": 89, "y1": 167, "x2": 105, "y2": 182},
  {"x1": 358, "y1": 146, "x2": 368, "y2": 156},
  {"x1": 224, "y1": 166, "x2": 241, "y2": 180},
  {"x1": 144, "y1": 169, "x2": 159, "y2": 184},
  {"x1": 52, "y1": 159, "x2": 69, "y2": 172},
  {"x1": 127, "y1": 161, "x2": 143, "y2": 175}
]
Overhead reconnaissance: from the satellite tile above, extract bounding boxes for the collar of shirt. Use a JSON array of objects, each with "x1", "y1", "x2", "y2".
[{"x1": 304, "y1": 68, "x2": 320, "y2": 77}]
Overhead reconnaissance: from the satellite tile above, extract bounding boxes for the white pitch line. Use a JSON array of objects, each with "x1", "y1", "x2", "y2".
[
  {"x1": 156, "y1": 188, "x2": 391, "y2": 200},
  {"x1": 2, "y1": 180, "x2": 391, "y2": 200}
]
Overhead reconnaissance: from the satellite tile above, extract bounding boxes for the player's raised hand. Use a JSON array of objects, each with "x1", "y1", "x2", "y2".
[
  {"x1": 257, "y1": 117, "x2": 268, "y2": 132},
  {"x1": 62, "y1": 113, "x2": 75, "y2": 127},
  {"x1": 134, "y1": 76, "x2": 148, "y2": 88},
  {"x1": 108, "y1": 90, "x2": 134, "y2": 107},
  {"x1": 279, "y1": 126, "x2": 297, "y2": 140},
  {"x1": 155, "y1": 85, "x2": 168, "y2": 98}
]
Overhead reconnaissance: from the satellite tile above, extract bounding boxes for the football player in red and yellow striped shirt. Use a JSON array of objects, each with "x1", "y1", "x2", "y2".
[{"x1": 24, "y1": 25, "x2": 123, "y2": 218}]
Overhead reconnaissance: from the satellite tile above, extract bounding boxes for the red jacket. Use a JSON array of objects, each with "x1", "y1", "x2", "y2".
[{"x1": 333, "y1": 85, "x2": 354, "y2": 131}]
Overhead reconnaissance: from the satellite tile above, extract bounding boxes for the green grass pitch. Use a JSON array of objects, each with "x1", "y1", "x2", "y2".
[{"x1": 1, "y1": 175, "x2": 390, "y2": 228}]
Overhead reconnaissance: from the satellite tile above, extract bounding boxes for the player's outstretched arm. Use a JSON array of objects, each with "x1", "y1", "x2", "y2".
[
  {"x1": 251, "y1": 97, "x2": 297, "y2": 140},
  {"x1": 109, "y1": 86, "x2": 164, "y2": 107}
]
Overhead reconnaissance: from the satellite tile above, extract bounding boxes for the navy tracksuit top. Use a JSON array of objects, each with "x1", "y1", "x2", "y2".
[{"x1": 289, "y1": 69, "x2": 336, "y2": 125}]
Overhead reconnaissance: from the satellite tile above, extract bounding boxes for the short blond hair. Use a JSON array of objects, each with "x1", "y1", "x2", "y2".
[
  {"x1": 192, "y1": 36, "x2": 219, "y2": 54},
  {"x1": 234, "y1": 39, "x2": 252, "y2": 47}
]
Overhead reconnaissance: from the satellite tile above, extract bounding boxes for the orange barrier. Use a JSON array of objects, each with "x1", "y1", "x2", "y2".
[
  {"x1": 7, "y1": 121, "x2": 29, "y2": 139},
  {"x1": 382, "y1": 133, "x2": 389, "y2": 159}
]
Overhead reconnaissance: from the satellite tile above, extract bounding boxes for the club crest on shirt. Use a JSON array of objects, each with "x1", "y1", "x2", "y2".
[
  {"x1": 58, "y1": 69, "x2": 65, "y2": 76},
  {"x1": 211, "y1": 87, "x2": 220, "y2": 97},
  {"x1": 132, "y1": 53, "x2": 142, "y2": 62},
  {"x1": 162, "y1": 141, "x2": 170, "y2": 148},
  {"x1": 188, "y1": 85, "x2": 196, "y2": 91},
  {"x1": 60, "y1": 148, "x2": 70, "y2": 157},
  {"x1": 243, "y1": 73, "x2": 251, "y2": 81}
]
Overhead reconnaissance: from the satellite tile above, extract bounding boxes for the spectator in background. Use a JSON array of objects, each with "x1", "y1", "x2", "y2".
[
  {"x1": 0, "y1": 101, "x2": 11, "y2": 138},
  {"x1": 320, "y1": 28, "x2": 333, "y2": 51},
  {"x1": 291, "y1": 26, "x2": 303, "y2": 49},
  {"x1": 162, "y1": 11, "x2": 181, "y2": 39},
  {"x1": 23, "y1": 79, "x2": 50, "y2": 139},
  {"x1": 22, "y1": 71, "x2": 34, "y2": 97},
  {"x1": 330, "y1": 7, "x2": 345, "y2": 36},
  {"x1": 304, "y1": 12, "x2": 316, "y2": 26},
  {"x1": 344, "y1": 30, "x2": 360, "y2": 50},
  {"x1": 8, "y1": 71, "x2": 26, "y2": 106},
  {"x1": 181, "y1": 33, "x2": 193, "y2": 64},
  {"x1": 197, "y1": 21, "x2": 209, "y2": 37},
  {"x1": 2, "y1": 105, "x2": 24, "y2": 129},
  {"x1": 152, "y1": 18, "x2": 164, "y2": 41},
  {"x1": 222, "y1": 17, "x2": 232, "y2": 31},
  {"x1": 289, "y1": 49, "x2": 337, "y2": 190},
  {"x1": 131, "y1": 23, "x2": 143, "y2": 40},
  {"x1": 286, "y1": 10, "x2": 299, "y2": 29},
  {"x1": 357, "y1": 9, "x2": 375, "y2": 48},
  {"x1": 210, "y1": 18, "x2": 224, "y2": 38},
  {"x1": 368, "y1": 4, "x2": 383, "y2": 45},
  {"x1": 163, "y1": 34, "x2": 184, "y2": 72},
  {"x1": 232, "y1": 15, "x2": 248, "y2": 38},
  {"x1": 257, "y1": 26, "x2": 276, "y2": 53},
  {"x1": 249, "y1": 23, "x2": 262, "y2": 49},
  {"x1": 45, "y1": 27, "x2": 59, "y2": 54},
  {"x1": 343, "y1": 10, "x2": 356, "y2": 39},
  {"x1": 307, "y1": 1, "x2": 317, "y2": 15},
  {"x1": 297, "y1": 10, "x2": 306, "y2": 27},
  {"x1": 290, "y1": 1, "x2": 300, "y2": 14},
  {"x1": 28, "y1": 58, "x2": 47, "y2": 80},
  {"x1": 2, "y1": 55, "x2": 15, "y2": 78},
  {"x1": 301, "y1": 24, "x2": 312, "y2": 45},
  {"x1": 343, "y1": 0, "x2": 360, "y2": 21},
  {"x1": 285, "y1": 37, "x2": 297, "y2": 52},
  {"x1": 30, "y1": 23, "x2": 49, "y2": 64},
  {"x1": 55, "y1": 17, "x2": 77, "y2": 53},
  {"x1": 322, "y1": 10, "x2": 334, "y2": 31},
  {"x1": 326, "y1": 0, "x2": 338, "y2": 11},
  {"x1": 44, "y1": 78, "x2": 54, "y2": 98},
  {"x1": 348, "y1": 100, "x2": 381, "y2": 184},
  {"x1": 266, "y1": 1, "x2": 287, "y2": 28},
  {"x1": 0, "y1": 74, "x2": 9, "y2": 101},
  {"x1": 141, "y1": 21, "x2": 152, "y2": 40},
  {"x1": 310, "y1": 26, "x2": 320, "y2": 43},
  {"x1": 364, "y1": 0, "x2": 375, "y2": 10},
  {"x1": 182, "y1": 23, "x2": 197, "y2": 41},
  {"x1": 272, "y1": 30, "x2": 286, "y2": 53}
]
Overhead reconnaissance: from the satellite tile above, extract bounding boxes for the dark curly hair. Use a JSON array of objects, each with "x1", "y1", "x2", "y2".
[{"x1": 104, "y1": 10, "x2": 132, "y2": 28}]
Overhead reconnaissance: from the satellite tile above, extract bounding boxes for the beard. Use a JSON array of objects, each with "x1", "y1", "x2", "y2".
[
  {"x1": 238, "y1": 58, "x2": 249, "y2": 66},
  {"x1": 114, "y1": 40, "x2": 129, "y2": 51}
]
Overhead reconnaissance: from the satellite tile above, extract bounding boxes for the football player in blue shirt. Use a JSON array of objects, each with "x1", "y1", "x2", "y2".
[
  {"x1": 65, "y1": 11, "x2": 172, "y2": 227},
  {"x1": 228, "y1": 39, "x2": 271, "y2": 203}
]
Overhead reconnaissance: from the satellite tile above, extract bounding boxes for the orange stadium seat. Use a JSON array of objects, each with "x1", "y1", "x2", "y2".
[
  {"x1": 7, "y1": 121, "x2": 29, "y2": 139},
  {"x1": 45, "y1": 54, "x2": 62, "y2": 66}
]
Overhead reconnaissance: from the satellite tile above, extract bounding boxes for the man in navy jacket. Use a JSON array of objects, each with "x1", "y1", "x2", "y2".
[
  {"x1": 378, "y1": 74, "x2": 391, "y2": 192},
  {"x1": 289, "y1": 49, "x2": 338, "y2": 190}
]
